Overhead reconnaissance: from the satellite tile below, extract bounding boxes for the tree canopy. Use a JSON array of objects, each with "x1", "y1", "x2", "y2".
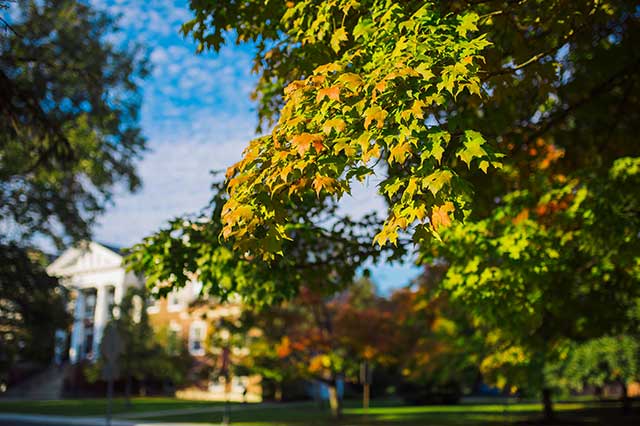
[
  {"x1": 130, "y1": 0, "x2": 639, "y2": 416},
  {"x1": 0, "y1": 0, "x2": 148, "y2": 247}
]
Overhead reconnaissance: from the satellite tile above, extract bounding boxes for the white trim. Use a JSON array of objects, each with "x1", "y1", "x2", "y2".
[{"x1": 146, "y1": 295, "x2": 160, "y2": 314}]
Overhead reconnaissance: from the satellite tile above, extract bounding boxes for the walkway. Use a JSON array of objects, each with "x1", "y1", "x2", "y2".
[
  {"x1": 0, "y1": 402, "x2": 289, "y2": 426},
  {"x1": 3, "y1": 366, "x2": 65, "y2": 400}
]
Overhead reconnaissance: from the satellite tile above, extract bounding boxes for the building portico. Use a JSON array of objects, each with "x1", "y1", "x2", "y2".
[{"x1": 46, "y1": 242, "x2": 143, "y2": 363}]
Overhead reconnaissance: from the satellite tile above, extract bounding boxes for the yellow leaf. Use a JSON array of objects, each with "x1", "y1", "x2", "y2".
[
  {"x1": 336, "y1": 73, "x2": 363, "y2": 92},
  {"x1": 423, "y1": 169, "x2": 453, "y2": 196},
  {"x1": 362, "y1": 144, "x2": 380, "y2": 163},
  {"x1": 457, "y1": 13, "x2": 479, "y2": 37},
  {"x1": 330, "y1": 27, "x2": 348, "y2": 53},
  {"x1": 314, "y1": 63, "x2": 343, "y2": 74},
  {"x1": 457, "y1": 130, "x2": 486, "y2": 167},
  {"x1": 322, "y1": 118, "x2": 346, "y2": 135},
  {"x1": 415, "y1": 62, "x2": 435, "y2": 81},
  {"x1": 279, "y1": 163, "x2": 295, "y2": 181},
  {"x1": 402, "y1": 177, "x2": 419, "y2": 203},
  {"x1": 334, "y1": 139, "x2": 356, "y2": 156},
  {"x1": 411, "y1": 99, "x2": 426, "y2": 119},
  {"x1": 389, "y1": 141, "x2": 412, "y2": 164},
  {"x1": 364, "y1": 105, "x2": 387, "y2": 129}
]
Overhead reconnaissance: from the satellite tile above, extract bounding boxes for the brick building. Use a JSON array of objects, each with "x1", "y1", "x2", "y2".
[{"x1": 47, "y1": 241, "x2": 260, "y2": 400}]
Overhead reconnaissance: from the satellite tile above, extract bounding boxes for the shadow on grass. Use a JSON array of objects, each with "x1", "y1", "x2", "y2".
[
  {"x1": 0, "y1": 397, "x2": 229, "y2": 417},
  {"x1": 137, "y1": 401, "x2": 639, "y2": 426}
]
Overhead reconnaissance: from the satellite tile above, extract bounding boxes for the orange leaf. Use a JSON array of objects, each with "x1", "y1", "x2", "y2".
[
  {"x1": 291, "y1": 133, "x2": 324, "y2": 156},
  {"x1": 312, "y1": 175, "x2": 336, "y2": 196},
  {"x1": 316, "y1": 85, "x2": 340, "y2": 103},
  {"x1": 513, "y1": 208, "x2": 529, "y2": 224},
  {"x1": 431, "y1": 202, "x2": 455, "y2": 231}
]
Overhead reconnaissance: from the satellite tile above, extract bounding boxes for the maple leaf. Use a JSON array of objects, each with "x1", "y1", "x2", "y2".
[
  {"x1": 330, "y1": 27, "x2": 348, "y2": 53},
  {"x1": 402, "y1": 177, "x2": 419, "y2": 203},
  {"x1": 457, "y1": 13, "x2": 478, "y2": 37},
  {"x1": 283, "y1": 80, "x2": 306, "y2": 96},
  {"x1": 426, "y1": 131, "x2": 450, "y2": 163},
  {"x1": 322, "y1": 118, "x2": 346, "y2": 135},
  {"x1": 423, "y1": 169, "x2": 453, "y2": 196},
  {"x1": 383, "y1": 179, "x2": 404, "y2": 197},
  {"x1": 279, "y1": 163, "x2": 295, "y2": 181},
  {"x1": 389, "y1": 141, "x2": 412, "y2": 165},
  {"x1": 362, "y1": 144, "x2": 380, "y2": 163},
  {"x1": 410, "y1": 99, "x2": 426, "y2": 119},
  {"x1": 364, "y1": 105, "x2": 388, "y2": 129},
  {"x1": 431, "y1": 201, "x2": 455, "y2": 231},
  {"x1": 373, "y1": 221, "x2": 399, "y2": 247},
  {"x1": 333, "y1": 139, "x2": 356, "y2": 156},
  {"x1": 316, "y1": 85, "x2": 341, "y2": 103},
  {"x1": 415, "y1": 62, "x2": 435, "y2": 81},
  {"x1": 312, "y1": 175, "x2": 336, "y2": 196},
  {"x1": 336, "y1": 73, "x2": 363, "y2": 92},
  {"x1": 314, "y1": 63, "x2": 342, "y2": 74},
  {"x1": 292, "y1": 133, "x2": 324, "y2": 156},
  {"x1": 457, "y1": 130, "x2": 486, "y2": 167}
]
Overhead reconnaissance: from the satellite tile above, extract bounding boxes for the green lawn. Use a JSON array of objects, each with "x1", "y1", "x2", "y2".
[
  {"x1": 0, "y1": 397, "x2": 637, "y2": 425},
  {"x1": 0, "y1": 396, "x2": 229, "y2": 417},
  {"x1": 139, "y1": 400, "x2": 640, "y2": 425}
]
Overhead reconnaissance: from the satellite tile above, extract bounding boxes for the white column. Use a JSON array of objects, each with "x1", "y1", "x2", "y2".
[
  {"x1": 69, "y1": 290, "x2": 85, "y2": 364},
  {"x1": 114, "y1": 281, "x2": 124, "y2": 305},
  {"x1": 92, "y1": 285, "x2": 109, "y2": 358}
]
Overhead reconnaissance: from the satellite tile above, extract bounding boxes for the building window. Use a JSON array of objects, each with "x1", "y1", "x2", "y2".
[
  {"x1": 168, "y1": 321, "x2": 182, "y2": 355},
  {"x1": 84, "y1": 290, "x2": 97, "y2": 320},
  {"x1": 168, "y1": 291, "x2": 182, "y2": 312},
  {"x1": 189, "y1": 321, "x2": 206, "y2": 356},
  {"x1": 146, "y1": 295, "x2": 160, "y2": 314}
]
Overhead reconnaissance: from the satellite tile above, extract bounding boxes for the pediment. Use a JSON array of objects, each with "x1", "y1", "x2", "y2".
[{"x1": 47, "y1": 241, "x2": 124, "y2": 277}]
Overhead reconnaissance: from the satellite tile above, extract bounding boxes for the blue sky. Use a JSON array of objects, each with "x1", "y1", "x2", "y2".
[{"x1": 91, "y1": 0, "x2": 421, "y2": 293}]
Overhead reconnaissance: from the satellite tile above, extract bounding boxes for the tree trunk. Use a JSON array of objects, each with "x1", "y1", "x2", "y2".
[
  {"x1": 275, "y1": 381, "x2": 283, "y2": 402},
  {"x1": 542, "y1": 387, "x2": 554, "y2": 422},
  {"x1": 363, "y1": 383, "x2": 370, "y2": 410},
  {"x1": 328, "y1": 382, "x2": 342, "y2": 419},
  {"x1": 620, "y1": 381, "x2": 631, "y2": 415},
  {"x1": 125, "y1": 375, "x2": 132, "y2": 409}
]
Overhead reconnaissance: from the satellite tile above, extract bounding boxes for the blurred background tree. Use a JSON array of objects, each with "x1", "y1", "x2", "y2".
[
  {"x1": 547, "y1": 336, "x2": 639, "y2": 412},
  {"x1": 0, "y1": 0, "x2": 148, "y2": 387},
  {"x1": 0, "y1": 0, "x2": 148, "y2": 247},
  {"x1": 0, "y1": 243, "x2": 69, "y2": 385}
]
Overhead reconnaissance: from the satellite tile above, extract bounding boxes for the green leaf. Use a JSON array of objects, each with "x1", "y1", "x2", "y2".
[{"x1": 457, "y1": 130, "x2": 486, "y2": 167}]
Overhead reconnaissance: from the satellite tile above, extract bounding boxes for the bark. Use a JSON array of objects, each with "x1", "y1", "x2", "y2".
[
  {"x1": 363, "y1": 383, "x2": 370, "y2": 410},
  {"x1": 275, "y1": 381, "x2": 283, "y2": 402},
  {"x1": 124, "y1": 375, "x2": 132, "y2": 408},
  {"x1": 542, "y1": 387, "x2": 554, "y2": 422},
  {"x1": 328, "y1": 382, "x2": 342, "y2": 418},
  {"x1": 620, "y1": 381, "x2": 631, "y2": 415}
]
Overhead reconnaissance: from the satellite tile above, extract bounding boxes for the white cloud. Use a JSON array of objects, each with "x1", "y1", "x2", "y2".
[{"x1": 95, "y1": 110, "x2": 256, "y2": 247}]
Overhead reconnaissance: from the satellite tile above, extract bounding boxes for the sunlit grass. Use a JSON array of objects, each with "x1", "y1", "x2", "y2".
[{"x1": 0, "y1": 397, "x2": 637, "y2": 425}]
